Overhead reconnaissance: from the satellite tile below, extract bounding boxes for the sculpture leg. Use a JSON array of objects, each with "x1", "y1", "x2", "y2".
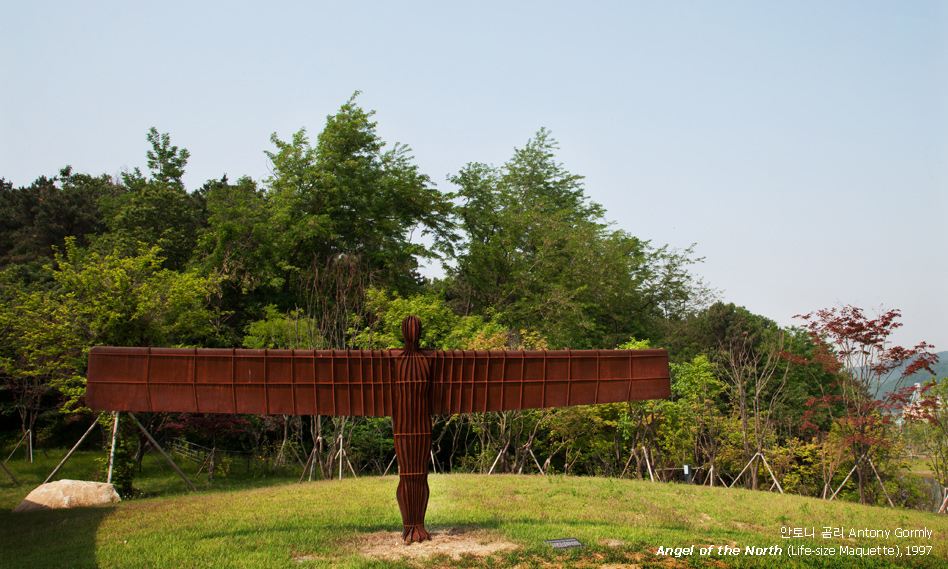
[
  {"x1": 393, "y1": 430, "x2": 432, "y2": 542},
  {"x1": 396, "y1": 472, "x2": 431, "y2": 542}
]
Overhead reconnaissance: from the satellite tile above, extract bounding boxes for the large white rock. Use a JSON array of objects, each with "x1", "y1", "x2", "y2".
[{"x1": 12, "y1": 479, "x2": 121, "y2": 512}]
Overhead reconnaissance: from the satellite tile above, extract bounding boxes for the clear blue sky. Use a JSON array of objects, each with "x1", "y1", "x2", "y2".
[{"x1": 2, "y1": 1, "x2": 946, "y2": 351}]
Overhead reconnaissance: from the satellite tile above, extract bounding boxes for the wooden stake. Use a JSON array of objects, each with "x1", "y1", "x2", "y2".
[
  {"x1": 729, "y1": 452, "x2": 758, "y2": 489},
  {"x1": 619, "y1": 448, "x2": 636, "y2": 479},
  {"x1": 0, "y1": 458, "x2": 18, "y2": 486},
  {"x1": 128, "y1": 413, "x2": 197, "y2": 492},
  {"x1": 338, "y1": 419, "x2": 344, "y2": 481},
  {"x1": 528, "y1": 447, "x2": 545, "y2": 474},
  {"x1": 382, "y1": 454, "x2": 397, "y2": 476},
  {"x1": 830, "y1": 455, "x2": 866, "y2": 501},
  {"x1": 107, "y1": 412, "x2": 120, "y2": 484},
  {"x1": 149, "y1": 446, "x2": 164, "y2": 471},
  {"x1": 5, "y1": 430, "x2": 30, "y2": 464},
  {"x1": 299, "y1": 447, "x2": 317, "y2": 484},
  {"x1": 643, "y1": 447, "x2": 655, "y2": 483},
  {"x1": 194, "y1": 452, "x2": 213, "y2": 477},
  {"x1": 488, "y1": 442, "x2": 510, "y2": 475},
  {"x1": 44, "y1": 412, "x2": 105, "y2": 484},
  {"x1": 868, "y1": 458, "x2": 894, "y2": 508},
  {"x1": 759, "y1": 453, "x2": 784, "y2": 494}
]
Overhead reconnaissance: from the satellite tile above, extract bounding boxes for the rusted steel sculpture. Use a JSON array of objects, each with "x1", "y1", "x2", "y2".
[{"x1": 87, "y1": 315, "x2": 670, "y2": 542}]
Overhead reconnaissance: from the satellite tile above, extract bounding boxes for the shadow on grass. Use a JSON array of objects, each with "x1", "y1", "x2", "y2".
[{"x1": 0, "y1": 505, "x2": 114, "y2": 569}]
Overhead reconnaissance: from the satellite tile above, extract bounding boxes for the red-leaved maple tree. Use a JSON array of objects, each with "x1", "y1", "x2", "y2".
[{"x1": 794, "y1": 305, "x2": 938, "y2": 505}]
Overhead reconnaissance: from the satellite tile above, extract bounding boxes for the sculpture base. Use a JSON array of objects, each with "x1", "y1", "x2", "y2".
[{"x1": 402, "y1": 524, "x2": 432, "y2": 543}]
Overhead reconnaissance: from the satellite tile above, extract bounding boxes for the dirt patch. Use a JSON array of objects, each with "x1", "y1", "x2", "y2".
[{"x1": 359, "y1": 527, "x2": 519, "y2": 561}]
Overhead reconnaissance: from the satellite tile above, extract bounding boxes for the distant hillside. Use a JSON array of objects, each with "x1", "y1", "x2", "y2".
[{"x1": 877, "y1": 350, "x2": 947, "y2": 398}]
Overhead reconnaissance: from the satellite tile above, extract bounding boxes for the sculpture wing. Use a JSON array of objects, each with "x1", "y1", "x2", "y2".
[
  {"x1": 430, "y1": 349, "x2": 670, "y2": 414},
  {"x1": 86, "y1": 347, "x2": 670, "y2": 417},
  {"x1": 86, "y1": 347, "x2": 395, "y2": 417}
]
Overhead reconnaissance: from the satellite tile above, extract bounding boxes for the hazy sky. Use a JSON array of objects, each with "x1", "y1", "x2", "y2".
[{"x1": 2, "y1": 1, "x2": 946, "y2": 350}]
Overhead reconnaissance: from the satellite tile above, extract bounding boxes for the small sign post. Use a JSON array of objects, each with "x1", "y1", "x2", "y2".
[{"x1": 545, "y1": 538, "x2": 584, "y2": 550}]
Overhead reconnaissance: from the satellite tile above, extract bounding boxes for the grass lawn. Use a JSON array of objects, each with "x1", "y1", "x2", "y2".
[
  {"x1": 906, "y1": 457, "x2": 938, "y2": 480},
  {"x1": 0, "y1": 449, "x2": 946, "y2": 568}
]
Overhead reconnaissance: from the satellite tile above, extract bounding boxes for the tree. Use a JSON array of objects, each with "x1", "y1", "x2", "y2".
[
  {"x1": 202, "y1": 94, "x2": 455, "y2": 345},
  {"x1": 235, "y1": 92, "x2": 460, "y2": 478},
  {"x1": 197, "y1": 175, "x2": 277, "y2": 342},
  {"x1": 904, "y1": 377, "x2": 948, "y2": 511},
  {"x1": 24, "y1": 239, "x2": 219, "y2": 410},
  {"x1": 682, "y1": 303, "x2": 792, "y2": 489},
  {"x1": 660, "y1": 354, "x2": 726, "y2": 482},
  {"x1": 719, "y1": 321, "x2": 789, "y2": 490},
  {"x1": 0, "y1": 270, "x2": 82, "y2": 443},
  {"x1": 448, "y1": 130, "x2": 601, "y2": 337},
  {"x1": 0, "y1": 168, "x2": 118, "y2": 267},
  {"x1": 447, "y1": 129, "x2": 709, "y2": 349},
  {"x1": 350, "y1": 287, "x2": 507, "y2": 351},
  {"x1": 53, "y1": 240, "x2": 219, "y2": 349},
  {"x1": 0, "y1": 236, "x2": 220, "y2": 465},
  {"x1": 105, "y1": 128, "x2": 203, "y2": 270},
  {"x1": 795, "y1": 305, "x2": 938, "y2": 504},
  {"x1": 264, "y1": 93, "x2": 454, "y2": 297}
]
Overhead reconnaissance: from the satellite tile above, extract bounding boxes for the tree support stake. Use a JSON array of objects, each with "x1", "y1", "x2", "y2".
[
  {"x1": 106, "y1": 411, "x2": 120, "y2": 484},
  {"x1": 44, "y1": 412, "x2": 106, "y2": 484},
  {"x1": 128, "y1": 412, "x2": 197, "y2": 492},
  {"x1": 0, "y1": 458, "x2": 18, "y2": 486},
  {"x1": 5, "y1": 430, "x2": 31, "y2": 464},
  {"x1": 831, "y1": 454, "x2": 867, "y2": 502},
  {"x1": 643, "y1": 447, "x2": 655, "y2": 482}
]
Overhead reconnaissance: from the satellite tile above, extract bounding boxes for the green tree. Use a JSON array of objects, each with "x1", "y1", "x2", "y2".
[
  {"x1": 264, "y1": 93, "x2": 453, "y2": 296},
  {"x1": 0, "y1": 169, "x2": 118, "y2": 267},
  {"x1": 4, "y1": 239, "x2": 219, "y2": 411},
  {"x1": 104, "y1": 128, "x2": 203, "y2": 270},
  {"x1": 448, "y1": 129, "x2": 708, "y2": 349},
  {"x1": 350, "y1": 287, "x2": 508, "y2": 351},
  {"x1": 202, "y1": 94, "x2": 454, "y2": 345},
  {"x1": 904, "y1": 377, "x2": 948, "y2": 511},
  {"x1": 659, "y1": 355, "x2": 726, "y2": 477},
  {"x1": 198, "y1": 175, "x2": 270, "y2": 289},
  {"x1": 196, "y1": 175, "x2": 275, "y2": 342},
  {"x1": 52, "y1": 240, "x2": 218, "y2": 349},
  {"x1": 0, "y1": 238, "x2": 219, "y2": 470},
  {"x1": 0, "y1": 270, "x2": 82, "y2": 439}
]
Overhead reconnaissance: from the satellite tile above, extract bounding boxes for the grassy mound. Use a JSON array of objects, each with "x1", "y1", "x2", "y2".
[{"x1": 0, "y1": 453, "x2": 945, "y2": 568}]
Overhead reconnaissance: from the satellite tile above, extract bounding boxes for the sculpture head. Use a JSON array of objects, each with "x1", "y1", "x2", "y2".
[{"x1": 401, "y1": 315, "x2": 422, "y2": 353}]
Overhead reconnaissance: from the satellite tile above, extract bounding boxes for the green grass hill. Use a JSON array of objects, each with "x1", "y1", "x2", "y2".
[{"x1": 2, "y1": 467, "x2": 946, "y2": 568}]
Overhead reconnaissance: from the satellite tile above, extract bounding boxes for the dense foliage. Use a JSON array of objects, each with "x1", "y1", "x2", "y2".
[{"x1": 0, "y1": 94, "x2": 942, "y2": 510}]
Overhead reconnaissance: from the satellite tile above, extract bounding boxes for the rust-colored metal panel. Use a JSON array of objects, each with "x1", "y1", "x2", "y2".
[
  {"x1": 87, "y1": 347, "x2": 398, "y2": 417},
  {"x1": 428, "y1": 349, "x2": 670, "y2": 414},
  {"x1": 87, "y1": 346, "x2": 669, "y2": 416}
]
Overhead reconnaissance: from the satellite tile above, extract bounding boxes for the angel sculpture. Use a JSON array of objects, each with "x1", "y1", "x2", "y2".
[{"x1": 87, "y1": 316, "x2": 670, "y2": 542}]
